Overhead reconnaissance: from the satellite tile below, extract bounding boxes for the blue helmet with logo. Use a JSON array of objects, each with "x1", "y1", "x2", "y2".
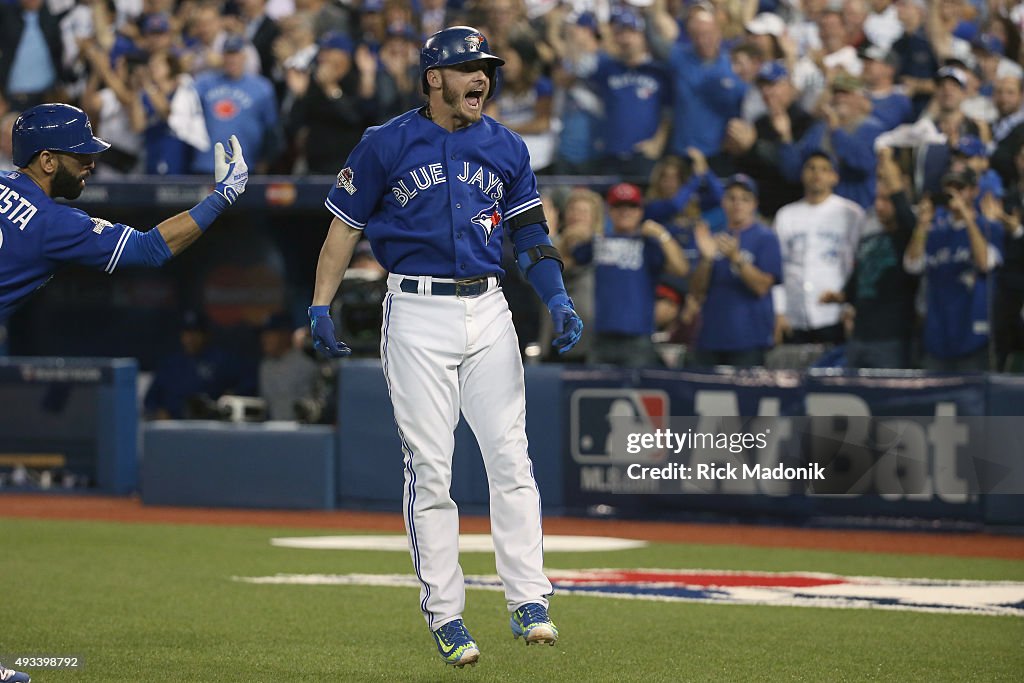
[
  {"x1": 420, "y1": 26, "x2": 504, "y2": 98},
  {"x1": 12, "y1": 103, "x2": 111, "y2": 168}
]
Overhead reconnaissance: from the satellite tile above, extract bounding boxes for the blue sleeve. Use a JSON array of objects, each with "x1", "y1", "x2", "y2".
[
  {"x1": 117, "y1": 226, "x2": 174, "y2": 268},
  {"x1": 831, "y1": 126, "x2": 878, "y2": 176},
  {"x1": 324, "y1": 128, "x2": 388, "y2": 228},
  {"x1": 756, "y1": 231, "x2": 783, "y2": 282},
  {"x1": 42, "y1": 210, "x2": 150, "y2": 273},
  {"x1": 698, "y1": 172, "x2": 724, "y2": 211},
  {"x1": 535, "y1": 76, "x2": 554, "y2": 99},
  {"x1": 780, "y1": 122, "x2": 826, "y2": 182},
  {"x1": 503, "y1": 133, "x2": 543, "y2": 223}
]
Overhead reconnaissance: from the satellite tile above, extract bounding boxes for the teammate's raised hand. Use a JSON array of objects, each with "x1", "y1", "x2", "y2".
[
  {"x1": 547, "y1": 293, "x2": 583, "y2": 354},
  {"x1": 214, "y1": 134, "x2": 248, "y2": 205},
  {"x1": 308, "y1": 305, "x2": 352, "y2": 358}
]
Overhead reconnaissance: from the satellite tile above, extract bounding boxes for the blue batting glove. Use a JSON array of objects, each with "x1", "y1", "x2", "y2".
[
  {"x1": 308, "y1": 305, "x2": 351, "y2": 358},
  {"x1": 548, "y1": 293, "x2": 584, "y2": 354}
]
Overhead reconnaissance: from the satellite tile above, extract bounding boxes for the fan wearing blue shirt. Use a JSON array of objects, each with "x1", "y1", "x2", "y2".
[
  {"x1": 861, "y1": 45, "x2": 913, "y2": 131},
  {"x1": 903, "y1": 168, "x2": 1004, "y2": 371},
  {"x1": 572, "y1": 182, "x2": 689, "y2": 367},
  {"x1": 688, "y1": 174, "x2": 782, "y2": 367},
  {"x1": 592, "y1": 10, "x2": 671, "y2": 179},
  {"x1": 668, "y1": 6, "x2": 747, "y2": 171}
]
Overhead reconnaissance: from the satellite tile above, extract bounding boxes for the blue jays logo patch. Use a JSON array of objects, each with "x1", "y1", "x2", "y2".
[
  {"x1": 471, "y1": 201, "x2": 502, "y2": 244},
  {"x1": 464, "y1": 34, "x2": 484, "y2": 52}
]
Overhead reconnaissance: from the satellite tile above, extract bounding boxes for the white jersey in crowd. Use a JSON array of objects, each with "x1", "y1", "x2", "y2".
[{"x1": 772, "y1": 193, "x2": 864, "y2": 331}]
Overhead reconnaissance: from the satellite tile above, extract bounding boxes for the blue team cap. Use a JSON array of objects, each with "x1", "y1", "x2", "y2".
[
  {"x1": 954, "y1": 135, "x2": 988, "y2": 158},
  {"x1": 223, "y1": 35, "x2": 248, "y2": 53},
  {"x1": 142, "y1": 13, "x2": 171, "y2": 35},
  {"x1": 319, "y1": 31, "x2": 354, "y2": 53},
  {"x1": 804, "y1": 148, "x2": 838, "y2": 169},
  {"x1": 611, "y1": 10, "x2": 645, "y2": 32},
  {"x1": 973, "y1": 33, "x2": 1005, "y2": 56},
  {"x1": 756, "y1": 60, "x2": 788, "y2": 83},
  {"x1": 363, "y1": 0, "x2": 384, "y2": 12},
  {"x1": 724, "y1": 173, "x2": 759, "y2": 197},
  {"x1": 573, "y1": 11, "x2": 601, "y2": 36}
]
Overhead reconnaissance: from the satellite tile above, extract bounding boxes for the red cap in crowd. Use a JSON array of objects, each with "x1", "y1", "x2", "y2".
[{"x1": 606, "y1": 182, "x2": 643, "y2": 207}]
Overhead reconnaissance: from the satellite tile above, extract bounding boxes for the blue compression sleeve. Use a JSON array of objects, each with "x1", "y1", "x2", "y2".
[
  {"x1": 188, "y1": 192, "x2": 230, "y2": 231},
  {"x1": 512, "y1": 224, "x2": 568, "y2": 306},
  {"x1": 116, "y1": 227, "x2": 174, "y2": 269},
  {"x1": 526, "y1": 257, "x2": 568, "y2": 306}
]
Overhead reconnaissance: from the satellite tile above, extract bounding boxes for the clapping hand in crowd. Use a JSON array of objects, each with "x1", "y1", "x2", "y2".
[
  {"x1": 946, "y1": 187, "x2": 974, "y2": 222},
  {"x1": 876, "y1": 146, "x2": 902, "y2": 194},
  {"x1": 714, "y1": 232, "x2": 740, "y2": 264},
  {"x1": 723, "y1": 119, "x2": 757, "y2": 154},
  {"x1": 980, "y1": 192, "x2": 1009, "y2": 225},
  {"x1": 694, "y1": 220, "x2": 718, "y2": 260},
  {"x1": 915, "y1": 195, "x2": 935, "y2": 231}
]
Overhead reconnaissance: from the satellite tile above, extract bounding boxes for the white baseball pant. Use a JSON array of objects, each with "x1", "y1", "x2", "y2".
[{"x1": 380, "y1": 273, "x2": 552, "y2": 630}]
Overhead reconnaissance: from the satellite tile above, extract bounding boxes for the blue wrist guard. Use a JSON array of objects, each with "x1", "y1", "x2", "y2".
[{"x1": 188, "y1": 192, "x2": 231, "y2": 232}]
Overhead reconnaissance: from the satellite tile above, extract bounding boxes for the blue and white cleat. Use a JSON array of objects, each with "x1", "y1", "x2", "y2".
[
  {"x1": 510, "y1": 602, "x2": 558, "y2": 646},
  {"x1": 432, "y1": 619, "x2": 480, "y2": 667},
  {"x1": 0, "y1": 661, "x2": 30, "y2": 683}
]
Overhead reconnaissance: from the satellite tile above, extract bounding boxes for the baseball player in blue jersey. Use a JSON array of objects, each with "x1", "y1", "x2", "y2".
[
  {"x1": 308, "y1": 26, "x2": 583, "y2": 669},
  {"x1": 0, "y1": 103, "x2": 248, "y2": 324}
]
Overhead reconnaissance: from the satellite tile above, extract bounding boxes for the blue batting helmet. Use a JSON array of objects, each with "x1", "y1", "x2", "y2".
[
  {"x1": 12, "y1": 103, "x2": 111, "y2": 168},
  {"x1": 420, "y1": 26, "x2": 504, "y2": 98}
]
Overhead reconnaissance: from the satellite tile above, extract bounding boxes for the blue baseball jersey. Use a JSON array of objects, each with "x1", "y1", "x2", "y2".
[
  {"x1": 592, "y1": 57, "x2": 670, "y2": 156},
  {"x1": 696, "y1": 222, "x2": 782, "y2": 352},
  {"x1": 0, "y1": 172, "x2": 138, "y2": 322},
  {"x1": 324, "y1": 109, "x2": 543, "y2": 278},
  {"x1": 922, "y1": 208, "x2": 1004, "y2": 359}
]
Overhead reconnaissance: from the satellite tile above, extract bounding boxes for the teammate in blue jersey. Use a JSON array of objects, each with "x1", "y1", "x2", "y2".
[
  {"x1": 307, "y1": 27, "x2": 582, "y2": 668},
  {"x1": 0, "y1": 103, "x2": 249, "y2": 324}
]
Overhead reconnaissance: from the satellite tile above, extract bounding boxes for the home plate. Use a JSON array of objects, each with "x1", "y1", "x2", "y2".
[{"x1": 270, "y1": 534, "x2": 648, "y2": 552}]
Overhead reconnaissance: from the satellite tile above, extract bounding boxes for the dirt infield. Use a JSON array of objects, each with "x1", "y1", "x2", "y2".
[{"x1": 2, "y1": 493, "x2": 1021, "y2": 560}]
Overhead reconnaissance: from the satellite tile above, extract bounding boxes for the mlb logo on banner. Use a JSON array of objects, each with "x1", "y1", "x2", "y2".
[{"x1": 570, "y1": 389, "x2": 669, "y2": 464}]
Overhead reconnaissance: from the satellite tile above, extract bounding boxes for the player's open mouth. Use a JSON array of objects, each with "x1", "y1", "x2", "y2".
[{"x1": 466, "y1": 90, "x2": 484, "y2": 109}]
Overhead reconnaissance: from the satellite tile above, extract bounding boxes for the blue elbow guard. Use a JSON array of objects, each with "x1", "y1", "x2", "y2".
[{"x1": 516, "y1": 243, "x2": 564, "y2": 275}]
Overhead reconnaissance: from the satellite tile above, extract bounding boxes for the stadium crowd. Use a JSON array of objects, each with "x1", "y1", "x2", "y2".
[{"x1": 3, "y1": 0, "x2": 1024, "y2": 398}]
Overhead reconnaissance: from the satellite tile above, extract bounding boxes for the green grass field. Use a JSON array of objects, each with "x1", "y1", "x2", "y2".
[{"x1": 2, "y1": 518, "x2": 1022, "y2": 682}]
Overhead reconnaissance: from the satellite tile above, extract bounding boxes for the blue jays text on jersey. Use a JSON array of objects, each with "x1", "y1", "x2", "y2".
[
  {"x1": 389, "y1": 162, "x2": 505, "y2": 208},
  {"x1": 324, "y1": 109, "x2": 542, "y2": 279},
  {"x1": 0, "y1": 171, "x2": 172, "y2": 322}
]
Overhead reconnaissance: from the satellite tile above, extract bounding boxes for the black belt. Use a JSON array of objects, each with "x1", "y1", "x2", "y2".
[{"x1": 399, "y1": 276, "x2": 494, "y2": 297}]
